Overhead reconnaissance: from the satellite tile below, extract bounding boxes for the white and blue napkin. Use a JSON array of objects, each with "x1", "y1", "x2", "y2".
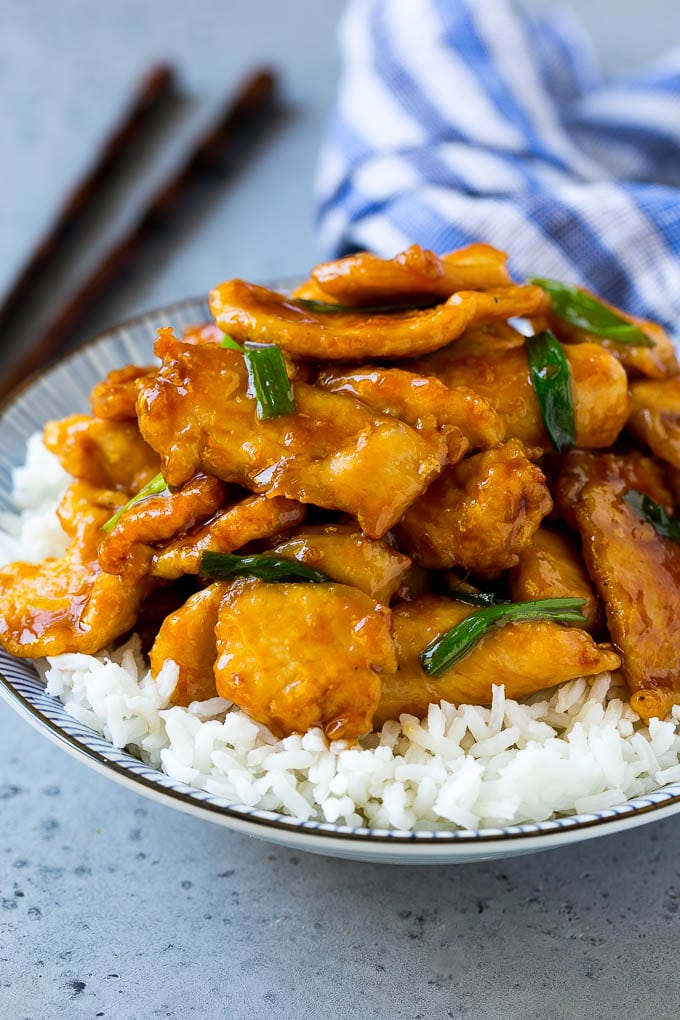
[{"x1": 316, "y1": 0, "x2": 680, "y2": 331}]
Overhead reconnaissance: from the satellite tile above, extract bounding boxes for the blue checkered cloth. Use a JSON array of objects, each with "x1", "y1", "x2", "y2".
[{"x1": 316, "y1": 0, "x2": 680, "y2": 332}]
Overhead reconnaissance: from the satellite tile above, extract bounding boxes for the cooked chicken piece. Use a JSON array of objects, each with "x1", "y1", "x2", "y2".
[
  {"x1": 44, "y1": 414, "x2": 160, "y2": 494},
  {"x1": 182, "y1": 320, "x2": 311, "y2": 381},
  {"x1": 374, "y1": 596, "x2": 620, "y2": 727},
  {"x1": 137, "y1": 330, "x2": 447, "y2": 538},
  {"x1": 317, "y1": 366, "x2": 503, "y2": 453},
  {"x1": 152, "y1": 494, "x2": 306, "y2": 580},
  {"x1": 57, "y1": 480, "x2": 125, "y2": 538},
  {"x1": 627, "y1": 378, "x2": 680, "y2": 470},
  {"x1": 0, "y1": 482, "x2": 148, "y2": 657},
  {"x1": 509, "y1": 526, "x2": 601, "y2": 631},
  {"x1": 539, "y1": 297, "x2": 678, "y2": 379},
  {"x1": 414, "y1": 319, "x2": 523, "y2": 359},
  {"x1": 90, "y1": 365, "x2": 157, "y2": 420},
  {"x1": 214, "y1": 579, "x2": 397, "y2": 740},
  {"x1": 396, "y1": 440, "x2": 552, "y2": 572},
  {"x1": 411, "y1": 327, "x2": 630, "y2": 451},
  {"x1": 308, "y1": 243, "x2": 511, "y2": 305},
  {"x1": 209, "y1": 278, "x2": 547, "y2": 360},
  {"x1": 182, "y1": 322, "x2": 223, "y2": 344},
  {"x1": 272, "y1": 525, "x2": 411, "y2": 603},
  {"x1": 557, "y1": 450, "x2": 680, "y2": 722},
  {"x1": 290, "y1": 278, "x2": 342, "y2": 302},
  {"x1": 150, "y1": 584, "x2": 228, "y2": 705},
  {"x1": 99, "y1": 473, "x2": 227, "y2": 582},
  {"x1": 557, "y1": 449, "x2": 674, "y2": 532}
]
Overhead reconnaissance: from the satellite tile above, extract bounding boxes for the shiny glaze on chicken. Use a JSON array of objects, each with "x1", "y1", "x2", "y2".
[{"x1": 1, "y1": 242, "x2": 678, "y2": 743}]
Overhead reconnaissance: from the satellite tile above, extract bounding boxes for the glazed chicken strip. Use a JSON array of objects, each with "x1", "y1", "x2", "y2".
[
  {"x1": 272, "y1": 524, "x2": 412, "y2": 603},
  {"x1": 396, "y1": 439, "x2": 552, "y2": 572},
  {"x1": 508, "y1": 526, "x2": 601, "y2": 632},
  {"x1": 137, "y1": 330, "x2": 447, "y2": 538},
  {"x1": 411, "y1": 326, "x2": 630, "y2": 451},
  {"x1": 214, "y1": 579, "x2": 397, "y2": 741},
  {"x1": 90, "y1": 365, "x2": 157, "y2": 420},
  {"x1": 317, "y1": 366, "x2": 503, "y2": 452},
  {"x1": 309, "y1": 243, "x2": 511, "y2": 304},
  {"x1": 99, "y1": 473, "x2": 227, "y2": 583},
  {"x1": 557, "y1": 449, "x2": 674, "y2": 533},
  {"x1": 152, "y1": 494, "x2": 306, "y2": 580},
  {"x1": 374, "y1": 597, "x2": 621, "y2": 728},
  {"x1": 0, "y1": 482, "x2": 148, "y2": 657},
  {"x1": 44, "y1": 414, "x2": 161, "y2": 495},
  {"x1": 557, "y1": 451, "x2": 680, "y2": 722},
  {"x1": 209, "y1": 278, "x2": 548, "y2": 360},
  {"x1": 150, "y1": 584, "x2": 228, "y2": 705},
  {"x1": 627, "y1": 378, "x2": 680, "y2": 470},
  {"x1": 182, "y1": 322, "x2": 224, "y2": 344},
  {"x1": 540, "y1": 296, "x2": 679, "y2": 380}
]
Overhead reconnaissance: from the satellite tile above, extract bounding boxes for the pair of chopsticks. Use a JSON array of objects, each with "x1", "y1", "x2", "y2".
[{"x1": 0, "y1": 64, "x2": 280, "y2": 400}]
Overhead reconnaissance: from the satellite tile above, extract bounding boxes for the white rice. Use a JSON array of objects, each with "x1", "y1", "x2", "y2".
[
  {"x1": 0, "y1": 433, "x2": 70, "y2": 564},
  {"x1": 4, "y1": 437, "x2": 680, "y2": 831}
]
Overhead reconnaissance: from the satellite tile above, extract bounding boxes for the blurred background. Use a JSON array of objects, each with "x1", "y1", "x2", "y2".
[{"x1": 1, "y1": 0, "x2": 680, "y2": 374}]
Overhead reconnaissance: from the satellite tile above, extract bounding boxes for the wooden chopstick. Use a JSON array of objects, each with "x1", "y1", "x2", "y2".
[
  {"x1": 0, "y1": 68, "x2": 280, "y2": 401},
  {"x1": 0, "y1": 64, "x2": 177, "y2": 336}
]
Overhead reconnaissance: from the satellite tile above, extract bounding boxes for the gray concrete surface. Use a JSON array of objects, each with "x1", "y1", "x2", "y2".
[{"x1": 2, "y1": 1, "x2": 680, "y2": 1017}]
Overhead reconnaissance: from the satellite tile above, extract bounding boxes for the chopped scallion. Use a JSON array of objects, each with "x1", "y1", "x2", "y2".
[
  {"x1": 420, "y1": 597, "x2": 587, "y2": 677},
  {"x1": 530, "y1": 278, "x2": 654, "y2": 347},
  {"x1": 102, "y1": 473, "x2": 168, "y2": 534},
  {"x1": 221, "y1": 333, "x2": 243, "y2": 351},
  {"x1": 243, "y1": 342, "x2": 297, "y2": 421},
  {"x1": 199, "y1": 551, "x2": 330, "y2": 583},
  {"x1": 525, "y1": 330, "x2": 576, "y2": 453}
]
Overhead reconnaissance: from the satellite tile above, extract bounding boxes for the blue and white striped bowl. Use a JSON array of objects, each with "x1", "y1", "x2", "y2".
[{"x1": 2, "y1": 296, "x2": 680, "y2": 864}]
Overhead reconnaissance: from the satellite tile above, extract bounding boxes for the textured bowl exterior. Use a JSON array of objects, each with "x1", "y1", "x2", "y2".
[{"x1": 2, "y1": 297, "x2": 680, "y2": 864}]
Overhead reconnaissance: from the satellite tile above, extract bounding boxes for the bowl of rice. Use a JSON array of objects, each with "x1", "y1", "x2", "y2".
[{"x1": 2, "y1": 294, "x2": 680, "y2": 865}]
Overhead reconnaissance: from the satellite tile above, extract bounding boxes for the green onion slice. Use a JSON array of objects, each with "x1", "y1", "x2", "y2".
[
  {"x1": 199, "y1": 551, "x2": 330, "y2": 584},
  {"x1": 221, "y1": 333, "x2": 243, "y2": 351},
  {"x1": 243, "y1": 342, "x2": 297, "y2": 421},
  {"x1": 624, "y1": 490, "x2": 680, "y2": 544},
  {"x1": 530, "y1": 277, "x2": 654, "y2": 347},
  {"x1": 294, "y1": 298, "x2": 439, "y2": 315},
  {"x1": 525, "y1": 330, "x2": 576, "y2": 453},
  {"x1": 420, "y1": 597, "x2": 587, "y2": 677},
  {"x1": 102, "y1": 473, "x2": 168, "y2": 534}
]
